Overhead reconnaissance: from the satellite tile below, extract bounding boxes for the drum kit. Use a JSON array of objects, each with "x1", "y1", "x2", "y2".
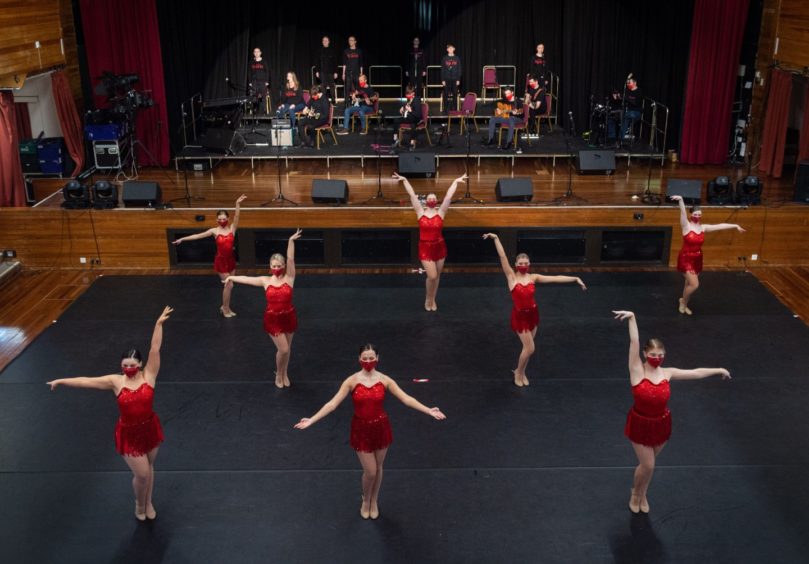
[{"x1": 587, "y1": 93, "x2": 622, "y2": 147}]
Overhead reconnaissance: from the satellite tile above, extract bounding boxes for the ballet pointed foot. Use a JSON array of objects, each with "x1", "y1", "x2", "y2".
[
  {"x1": 678, "y1": 299, "x2": 686, "y2": 314},
  {"x1": 640, "y1": 495, "x2": 650, "y2": 514},
  {"x1": 512, "y1": 370, "x2": 524, "y2": 387},
  {"x1": 629, "y1": 489, "x2": 641, "y2": 514},
  {"x1": 369, "y1": 502, "x2": 380, "y2": 519},
  {"x1": 360, "y1": 496, "x2": 371, "y2": 519},
  {"x1": 135, "y1": 501, "x2": 147, "y2": 522},
  {"x1": 145, "y1": 503, "x2": 157, "y2": 520}
]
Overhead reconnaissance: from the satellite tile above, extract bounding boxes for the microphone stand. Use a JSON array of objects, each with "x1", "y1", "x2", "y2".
[
  {"x1": 552, "y1": 112, "x2": 587, "y2": 205},
  {"x1": 641, "y1": 101, "x2": 661, "y2": 205},
  {"x1": 364, "y1": 111, "x2": 396, "y2": 205},
  {"x1": 453, "y1": 126, "x2": 483, "y2": 204},
  {"x1": 261, "y1": 122, "x2": 297, "y2": 206}
]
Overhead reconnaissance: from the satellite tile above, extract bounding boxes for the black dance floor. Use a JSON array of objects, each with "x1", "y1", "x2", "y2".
[{"x1": 1, "y1": 272, "x2": 808, "y2": 563}]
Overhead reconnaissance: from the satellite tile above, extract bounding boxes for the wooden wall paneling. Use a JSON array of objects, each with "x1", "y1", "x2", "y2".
[
  {"x1": 0, "y1": 1, "x2": 65, "y2": 79},
  {"x1": 776, "y1": 0, "x2": 809, "y2": 69}
]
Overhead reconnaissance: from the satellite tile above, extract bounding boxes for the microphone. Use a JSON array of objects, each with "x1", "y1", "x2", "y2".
[{"x1": 627, "y1": 72, "x2": 633, "y2": 80}]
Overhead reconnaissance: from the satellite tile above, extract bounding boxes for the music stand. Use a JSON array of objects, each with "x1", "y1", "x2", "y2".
[
  {"x1": 452, "y1": 127, "x2": 483, "y2": 204},
  {"x1": 261, "y1": 119, "x2": 297, "y2": 206}
]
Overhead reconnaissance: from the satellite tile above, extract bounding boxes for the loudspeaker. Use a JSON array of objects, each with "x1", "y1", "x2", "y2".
[
  {"x1": 122, "y1": 181, "x2": 162, "y2": 208},
  {"x1": 575, "y1": 150, "x2": 615, "y2": 175},
  {"x1": 666, "y1": 178, "x2": 702, "y2": 205},
  {"x1": 202, "y1": 128, "x2": 246, "y2": 155},
  {"x1": 398, "y1": 152, "x2": 435, "y2": 177},
  {"x1": 794, "y1": 160, "x2": 809, "y2": 204},
  {"x1": 495, "y1": 177, "x2": 533, "y2": 202},
  {"x1": 311, "y1": 179, "x2": 348, "y2": 204}
]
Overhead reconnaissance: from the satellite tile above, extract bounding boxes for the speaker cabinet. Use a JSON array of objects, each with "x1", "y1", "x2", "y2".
[
  {"x1": 122, "y1": 181, "x2": 162, "y2": 208},
  {"x1": 666, "y1": 179, "x2": 702, "y2": 205},
  {"x1": 398, "y1": 152, "x2": 435, "y2": 177},
  {"x1": 575, "y1": 150, "x2": 615, "y2": 175},
  {"x1": 495, "y1": 177, "x2": 533, "y2": 202},
  {"x1": 795, "y1": 160, "x2": 809, "y2": 204},
  {"x1": 202, "y1": 128, "x2": 246, "y2": 155},
  {"x1": 311, "y1": 179, "x2": 348, "y2": 204}
]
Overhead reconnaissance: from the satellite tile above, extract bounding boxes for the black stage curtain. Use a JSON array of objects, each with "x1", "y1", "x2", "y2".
[{"x1": 157, "y1": 0, "x2": 693, "y2": 151}]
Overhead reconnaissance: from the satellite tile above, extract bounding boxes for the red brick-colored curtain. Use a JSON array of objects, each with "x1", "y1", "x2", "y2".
[
  {"x1": 51, "y1": 71, "x2": 85, "y2": 176},
  {"x1": 759, "y1": 68, "x2": 793, "y2": 178},
  {"x1": 0, "y1": 92, "x2": 27, "y2": 207},
  {"x1": 798, "y1": 83, "x2": 809, "y2": 164},
  {"x1": 13, "y1": 100, "x2": 31, "y2": 140}
]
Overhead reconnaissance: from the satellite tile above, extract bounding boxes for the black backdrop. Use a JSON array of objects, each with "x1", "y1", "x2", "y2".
[{"x1": 156, "y1": 0, "x2": 694, "y2": 151}]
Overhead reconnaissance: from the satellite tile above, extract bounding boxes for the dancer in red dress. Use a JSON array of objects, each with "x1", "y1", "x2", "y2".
[
  {"x1": 173, "y1": 195, "x2": 247, "y2": 317},
  {"x1": 47, "y1": 306, "x2": 173, "y2": 521},
  {"x1": 393, "y1": 172, "x2": 467, "y2": 311},
  {"x1": 225, "y1": 229, "x2": 302, "y2": 388},
  {"x1": 671, "y1": 195, "x2": 745, "y2": 315},
  {"x1": 295, "y1": 344, "x2": 446, "y2": 519},
  {"x1": 613, "y1": 310, "x2": 731, "y2": 514},
  {"x1": 484, "y1": 233, "x2": 586, "y2": 386}
]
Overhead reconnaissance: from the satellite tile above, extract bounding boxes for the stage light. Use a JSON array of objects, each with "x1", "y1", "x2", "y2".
[
  {"x1": 92, "y1": 180, "x2": 118, "y2": 209},
  {"x1": 736, "y1": 175, "x2": 762, "y2": 205},
  {"x1": 61, "y1": 180, "x2": 90, "y2": 209},
  {"x1": 707, "y1": 176, "x2": 734, "y2": 205}
]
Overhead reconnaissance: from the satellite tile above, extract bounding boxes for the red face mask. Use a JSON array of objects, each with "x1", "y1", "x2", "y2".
[
  {"x1": 359, "y1": 81, "x2": 367, "y2": 88},
  {"x1": 426, "y1": 200, "x2": 437, "y2": 208},
  {"x1": 360, "y1": 360, "x2": 378, "y2": 372},
  {"x1": 646, "y1": 355, "x2": 664, "y2": 368},
  {"x1": 122, "y1": 366, "x2": 140, "y2": 378},
  {"x1": 691, "y1": 215, "x2": 701, "y2": 224},
  {"x1": 406, "y1": 93, "x2": 415, "y2": 100},
  {"x1": 529, "y1": 80, "x2": 538, "y2": 88},
  {"x1": 506, "y1": 93, "x2": 514, "y2": 101},
  {"x1": 271, "y1": 267, "x2": 285, "y2": 277},
  {"x1": 218, "y1": 219, "x2": 229, "y2": 227},
  {"x1": 516, "y1": 265, "x2": 530, "y2": 274}
]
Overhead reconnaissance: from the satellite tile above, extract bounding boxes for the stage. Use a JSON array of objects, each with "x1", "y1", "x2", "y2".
[{"x1": 1, "y1": 272, "x2": 808, "y2": 563}]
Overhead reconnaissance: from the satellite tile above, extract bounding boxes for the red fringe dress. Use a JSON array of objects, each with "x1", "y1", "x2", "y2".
[
  {"x1": 214, "y1": 232, "x2": 236, "y2": 274},
  {"x1": 510, "y1": 282, "x2": 539, "y2": 333},
  {"x1": 350, "y1": 382, "x2": 393, "y2": 452},
  {"x1": 676, "y1": 231, "x2": 704, "y2": 274},
  {"x1": 624, "y1": 379, "x2": 672, "y2": 447},
  {"x1": 263, "y1": 283, "x2": 298, "y2": 336},
  {"x1": 114, "y1": 383, "x2": 164, "y2": 456},
  {"x1": 418, "y1": 214, "x2": 448, "y2": 262}
]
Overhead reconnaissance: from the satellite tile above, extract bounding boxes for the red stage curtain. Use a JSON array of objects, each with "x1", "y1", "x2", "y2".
[
  {"x1": 79, "y1": 0, "x2": 170, "y2": 166},
  {"x1": 759, "y1": 68, "x2": 793, "y2": 178},
  {"x1": 0, "y1": 92, "x2": 27, "y2": 207},
  {"x1": 798, "y1": 83, "x2": 809, "y2": 164},
  {"x1": 52, "y1": 71, "x2": 85, "y2": 176},
  {"x1": 680, "y1": 0, "x2": 749, "y2": 164},
  {"x1": 13, "y1": 100, "x2": 32, "y2": 140}
]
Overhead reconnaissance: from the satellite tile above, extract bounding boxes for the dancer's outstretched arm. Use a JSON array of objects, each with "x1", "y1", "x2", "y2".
[{"x1": 294, "y1": 377, "x2": 354, "y2": 429}]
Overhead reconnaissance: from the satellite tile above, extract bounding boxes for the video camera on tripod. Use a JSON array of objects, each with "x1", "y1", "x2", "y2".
[{"x1": 96, "y1": 72, "x2": 154, "y2": 118}]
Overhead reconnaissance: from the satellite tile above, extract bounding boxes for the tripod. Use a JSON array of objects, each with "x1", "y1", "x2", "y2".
[
  {"x1": 364, "y1": 113, "x2": 397, "y2": 205},
  {"x1": 453, "y1": 127, "x2": 483, "y2": 204},
  {"x1": 261, "y1": 124, "x2": 297, "y2": 206},
  {"x1": 552, "y1": 115, "x2": 587, "y2": 205}
]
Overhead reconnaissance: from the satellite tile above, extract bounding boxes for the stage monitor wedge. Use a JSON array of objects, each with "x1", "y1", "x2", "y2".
[
  {"x1": 312, "y1": 179, "x2": 349, "y2": 204},
  {"x1": 123, "y1": 181, "x2": 162, "y2": 208},
  {"x1": 576, "y1": 150, "x2": 615, "y2": 175},
  {"x1": 398, "y1": 152, "x2": 435, "y2": 178},
  {"x1": 666, "y1": 178, "x2": 702, "y2": 205},
  {"x1": 495, "y1": 178, "x2": 533, "y2": 202}
]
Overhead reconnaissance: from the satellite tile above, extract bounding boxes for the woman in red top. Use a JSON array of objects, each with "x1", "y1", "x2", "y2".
[
  {"x1": 294, "y1": 344, "x2": 446, "y2": 519},
  {"x1": 613, "y1": 310, "x2": 731, "y2": 514},
  {"x1": 47, "y1": 306, "x2": 173, "y2": 522},
  {"x1": 173, "y1": 195, "x2": 247, "y2": 317},
  {"x1": 393, "y1": 172, "x2": 467, "y2": 311},
  {"x1": 225, "y1": 229, "x2": 302, "y2": 388},
  {"x1": 671, "y1": 195, "x2": 745, "y2": 315},
  {"x1": 484, "y1": 233, "x2": 586, "y2": 387}
]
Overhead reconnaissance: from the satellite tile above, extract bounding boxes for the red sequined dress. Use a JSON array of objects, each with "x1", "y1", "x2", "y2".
[
  {"x1": 676, "y1": 231, "x2": 704, "y2": 274},
  {"x1": 418, "y1": 214, "x2": 448, "y2": 262},
  {"x1": 350, "y1": 382, "x2": 393, "y2": 452},
  {"x1": 510, "y1": 282, "x2": 539, "y2": 333},
  {"x1": 624, "y1": 378, "x2": 671, "y2": 447},
  {"x1": 263, "y1": 283, "x2": 298, "y2": 336},
  {"x1": 214, "y1": 232, "x2": 236, "y2": 273},
  {"x1": 114, "y1": 382, "x2": 164, "y2": 456}
]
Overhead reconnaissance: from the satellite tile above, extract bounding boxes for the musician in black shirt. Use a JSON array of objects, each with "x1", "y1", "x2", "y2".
[
  {"x1": 405, "y1": 37, "x2": 427, "y2": 93},
  {"x1": 315, "y1": 36, "x2": 337, "y2": 103},
  {"x1": 337, "y1": 74, "x2": 378, "y2": 134},
  {"x1": 622, "y1": 76, "x2": 643, "y2": 138},
  {"x1": 484, "y1": 88, "x2": 524, "y2": 149},
  {"x1": 276, "y1": 71, "x2": 305, "y2": 128},
  {"x1": 525, "y1": 75, "x2": 546, "y2": 118},
  {"x1": 248, "y1": 47, "x2": 271, "y2": 113},
  {"x1": 297, "y1": 86, "x2": 330, "y2": 148},
  {"x1": 342, "y1": 36, "x2": 364, "y2": 94},
  {"x1": 528, "y1": 43, "x2": 549, "y2": 87},
  {"x1": 391, "y1": 84, "x2": 423, "y2": 148},
  {"x1": 441, "y1": 43, "x2": 462, "y2": 112}
]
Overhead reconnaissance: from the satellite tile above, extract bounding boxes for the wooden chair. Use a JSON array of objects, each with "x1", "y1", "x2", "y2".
[{"x1": 315, "y1": 104, "x2": 338, "y2": 149}]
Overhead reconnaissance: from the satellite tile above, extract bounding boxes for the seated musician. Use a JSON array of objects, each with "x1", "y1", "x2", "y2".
[
  {"x1": 391, "y1": 84, "x2": 423, "y2": 149},
  {"x1": 336, "y1": 74, "x2": 378, "y2": 135},
  {"x1": 622, "y1": 76, "x2": 643, "y2": 139},
  {"x1": 606, "y1": 90, "x2": 623, "y2": 141},
  {"x1": 276, "y1": 71, "x2": 305, "y2": 128},
  {"x1": 484, "y1": 88, "x2": 524, "y2": 149},
  {"x1": 297, "y1": 85, "x2": 330, "y2": 148},
  {"x1": 524, "y1": 75, "x2": 547, "y2": 118}
]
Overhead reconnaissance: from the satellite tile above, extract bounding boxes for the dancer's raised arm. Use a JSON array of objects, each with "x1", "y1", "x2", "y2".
[
  {"x1": 438, "y1": 174, "x2": 467, "y2": 216},
  {"x1": 613, "y1": 310, "x2": 643, "y2": 381},
  {"x1": 483, "y1": 233, "x2": 514, "y2": 281},
  {"x1": 393, "y1": 172, "x2": 423, "y2": 218},
  {"x1": 144, "y1": 306, "x2": 173, "y2": 382},
  {"x1": 231, "y1": 194, "x2": 247, "y2": 231},
  {"x1": 286, "y1": 229, "x2": 303, "y2": 280},
  {"x1": 172, "y1": 228, "x2": 214, "y2": 245},
  {"x1": 670, "y1": 195, "x2": 690, "y2": 234}
]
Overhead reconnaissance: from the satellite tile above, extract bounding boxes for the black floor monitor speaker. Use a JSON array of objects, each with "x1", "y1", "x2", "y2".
[
  {"x1": 576, "y1": 150, "x2": 615, "y2": 175},
  {"x1": 795, "y1": 160, "x2": 809, "y2": 204},
  {"x1": 311, "y1": 179, "x2": 349, "y2": 204},
  {"x1": 202, "y1": 128, "x2": 246, "y2": 155},
  {"x1": 122, "y1": 181, "x2": 162, "y2": 208},
  {"x1": 398, "y1": 152, "x2": 435, "y2": 177},
  {"x1": 666, "y1": 178, "x2": 702, "y2": 205},
  {"x1": 495, "y1": 177, "x2": 533, "y2": 202}
]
